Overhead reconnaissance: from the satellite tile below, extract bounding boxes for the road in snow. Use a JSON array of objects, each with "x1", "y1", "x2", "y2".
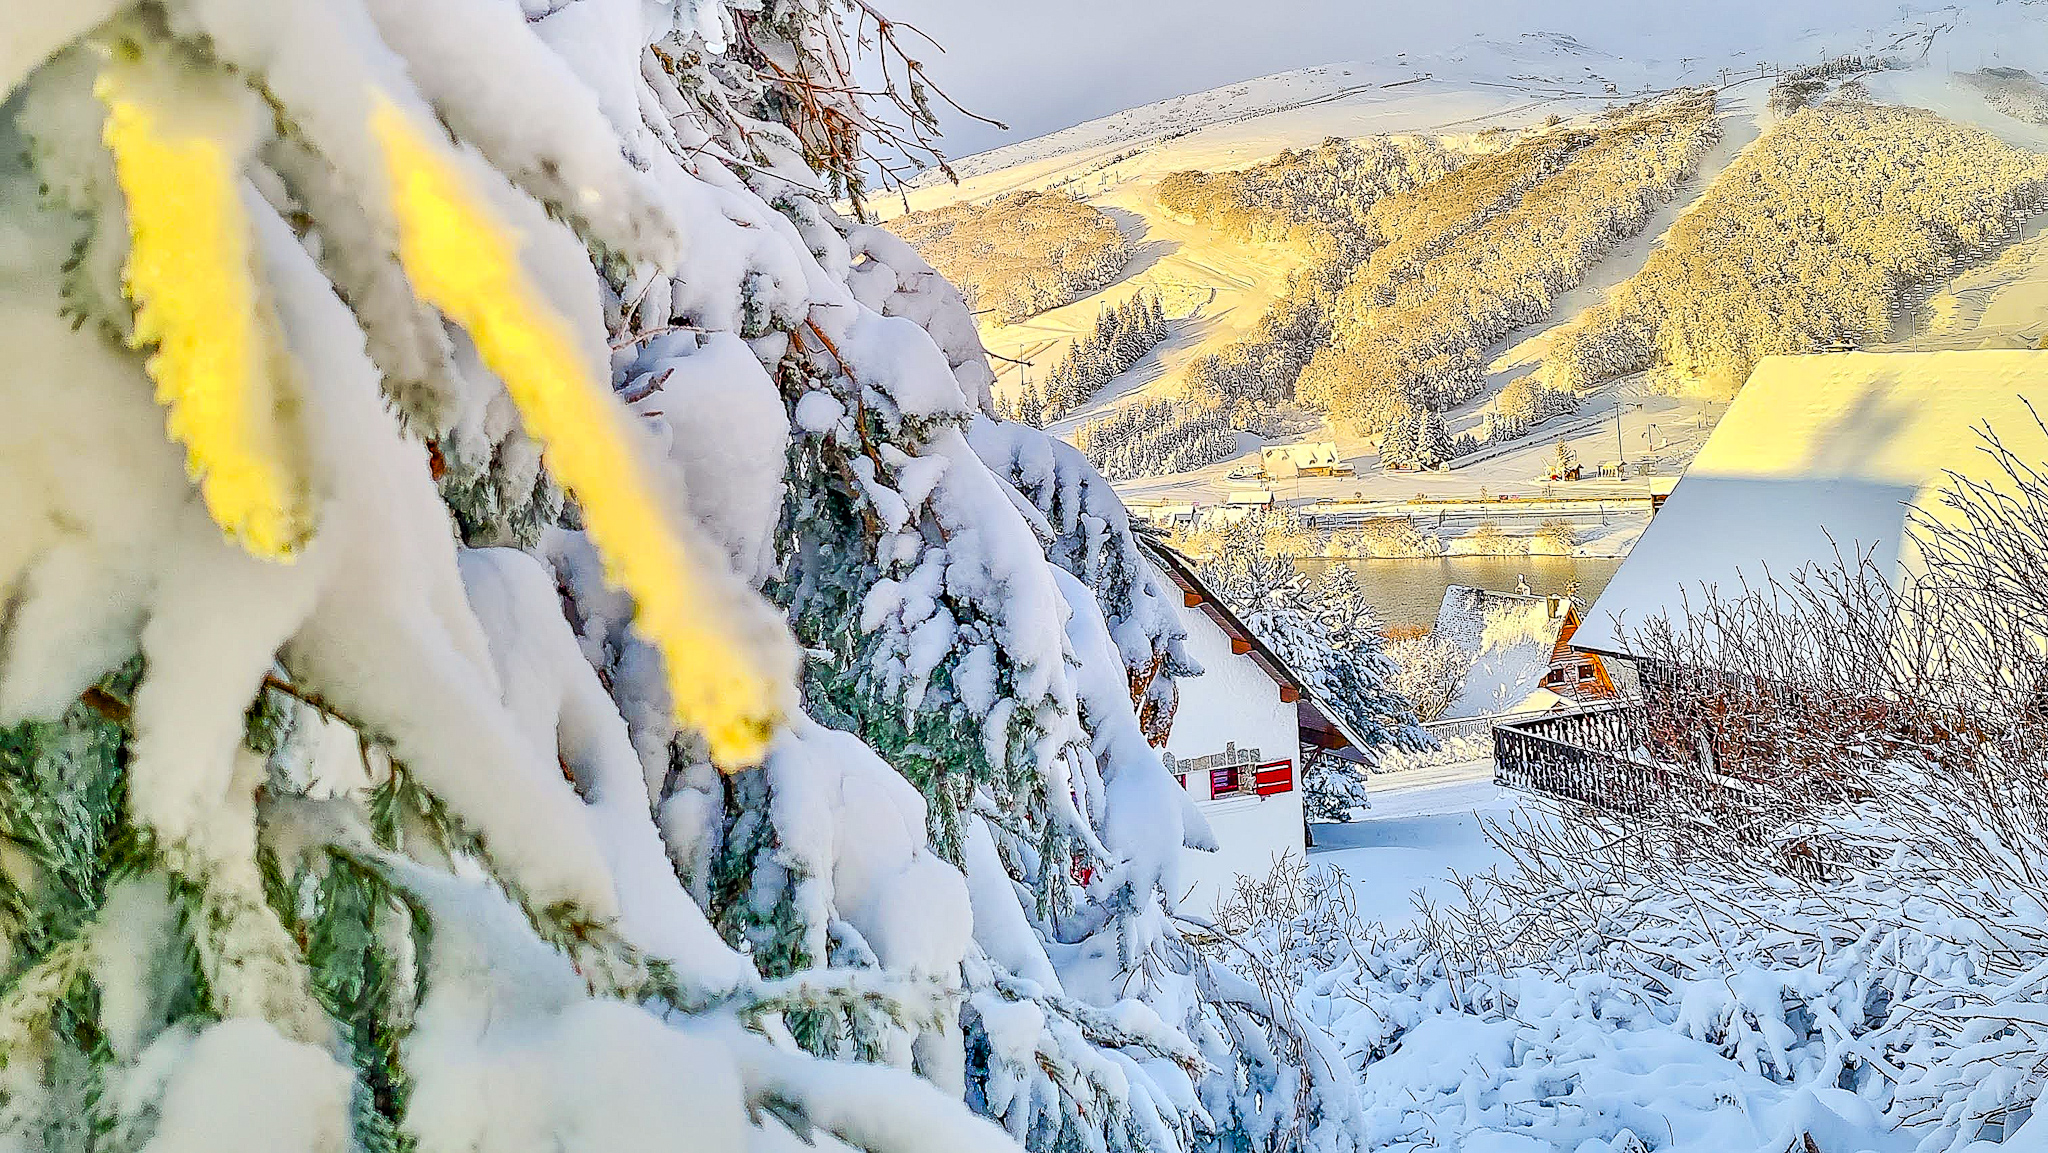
[{"x1": 1308, "y1": 759, "x2": 1528, "y2": 929}]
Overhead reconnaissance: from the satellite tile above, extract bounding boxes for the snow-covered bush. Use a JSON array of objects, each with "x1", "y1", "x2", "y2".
[
  {"x1": 1218, "y1": 419, "x2": 2048, "y2": 1153},
  {"x1": 1384, "y1": 634, "x2": 1469, "y2": 723},
  {"x1": 1327, "y1": 519, "x2": 1442, "y2": 560}
]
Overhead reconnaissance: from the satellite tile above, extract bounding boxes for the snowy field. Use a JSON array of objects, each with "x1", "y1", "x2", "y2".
[{"x1": 1295, "y1": 771, "x2": 2004, "y2": 1153}]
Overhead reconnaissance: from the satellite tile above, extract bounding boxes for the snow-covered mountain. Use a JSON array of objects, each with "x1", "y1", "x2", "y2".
[{"x1": 916, "y1": 1, "x2": 2047, "y2": 191}]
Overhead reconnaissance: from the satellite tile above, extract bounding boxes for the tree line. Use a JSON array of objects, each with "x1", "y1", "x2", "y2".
[
  {"x1": 1297, "y1": 91, "x2": 1721, "y2": 434},
  {"x1": 1159, "y1": 135, "x2": 1476, "y2": 431},
  {"x1": 1155, "y1": 135, "x2": 1461, "y2": 249},
  {"x1": 1550, "y1": 97, "x2": 2048, "y2": 395},
  {"x1": 1153, "y1": 94, "x2": 1718, "y2": 450},
  {"x1": 1003, "y1": 292, "x2": 1167, "y2": 426},
  {"x1": 885, "y1": 189, "x2": 1133, "y2": 323},
  {"x1": 1073, "y1": 396, "x2": 1236, "y2": 480}
]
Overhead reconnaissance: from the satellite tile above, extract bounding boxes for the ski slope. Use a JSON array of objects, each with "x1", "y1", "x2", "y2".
[{"x1": 889, "y1": 1, "x2": 2048, "y2": 515}]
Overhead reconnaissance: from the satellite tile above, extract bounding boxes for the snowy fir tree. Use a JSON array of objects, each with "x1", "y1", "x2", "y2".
[
  {"x1": 0, "y1": 5, "x2": 1379, "y2": 1153},
  {"x1": 1412, "y1": 409, "x2": 1453, "y2": 470},
  {"x1": 1377, "y1": 406, "x2": 1418, "y2": 470}
]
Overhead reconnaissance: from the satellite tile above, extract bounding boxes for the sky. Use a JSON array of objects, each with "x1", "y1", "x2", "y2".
[{"x1": 871, "y1": 0, "x2": 1887, "y2": 160}]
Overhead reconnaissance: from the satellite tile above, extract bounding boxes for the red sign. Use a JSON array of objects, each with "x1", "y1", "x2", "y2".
[
  {"x1": 1253, "y1": 760, "x2": 1294, "y2": 797},
  {"x1": 1210, "y1": 766, "x2": 1241, "y2": 795}
]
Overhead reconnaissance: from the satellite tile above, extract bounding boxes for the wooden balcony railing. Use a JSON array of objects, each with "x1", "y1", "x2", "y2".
[{"x1": 1492, "y1": 705, "x2": 1666, "y2": 811}]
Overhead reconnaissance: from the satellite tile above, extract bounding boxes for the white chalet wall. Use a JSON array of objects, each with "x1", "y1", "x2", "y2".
[{"x1": 1160, "y1": 576, "x2": 1306, "y2": 915}]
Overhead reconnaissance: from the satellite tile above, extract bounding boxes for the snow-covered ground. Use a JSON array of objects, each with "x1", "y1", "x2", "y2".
[
  {"x1": 1309, "y1": 759, "x2": 1520, "y2": 929},
  {"x1": 1295, "y1": 767, "x2": 2025, "y2": 1153}
]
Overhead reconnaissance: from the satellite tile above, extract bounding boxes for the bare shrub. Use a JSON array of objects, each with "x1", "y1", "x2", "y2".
[
  {"x1": 1455, "y1": 414, "x2": 2048, "y2": 1135},
  {"x1": 1386, "y1": 633, "x2": 1469, "y2": 722}
]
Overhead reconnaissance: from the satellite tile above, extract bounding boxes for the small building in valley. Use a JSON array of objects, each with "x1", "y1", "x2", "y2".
[
  {"x1": 1431, "y1": 586, "x2": 1616, "y2": 719},
  {"x1": 1261, "y1": 441, "x2": 1354, "y2": 480},
  {"x1": 1140, "y1": 540, "x2": 1374, "y2": 911}
]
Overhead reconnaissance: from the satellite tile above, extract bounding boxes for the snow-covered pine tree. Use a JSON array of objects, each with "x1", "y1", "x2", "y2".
[
  {"x1": 0, "y1": 3, "x2": 1033, "y2": 1150},
  {"x1": 1414, "y1": 409, "x2": 1453, "y2": 469},
  {"x1": 0, "y1": 4, "x2": 1364, "y2": 1153},
  {"x1": 1018, "y1": 379, "x2": 1046, "y2": 427},
  {"x1": 1379, "y1": 408, "x2": 1418, "y2": 469}
]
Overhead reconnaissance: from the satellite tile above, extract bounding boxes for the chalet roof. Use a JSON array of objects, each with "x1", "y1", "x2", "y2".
[
  {"x1": 1573, "y1": 350, "x2": 2048, "y2": 659},
  {"x1": 1261, "y1": 441, "x2": 1342, "y2": 468},
  {"x1": 1430, "y1": 586, "x2": 1574, "y2": 719},
  {"x1": 1136, "y1": 538, "x2": 1375, "y2": 754}
]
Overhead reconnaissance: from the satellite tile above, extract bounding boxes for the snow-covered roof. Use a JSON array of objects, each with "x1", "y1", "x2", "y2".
[
  {"x1": 1574, "y1": 350, "x2": 2048, "y2": 658},
  {"x1": 1261, "y1": 441, "x2": 1343, "y2": 468},
  {"x1": 1137, "y1": 539, "x2": 1376, "y2": 753},
  {"x1": 1431, "y1": 586, "x2": 1573, "y2": 719}
]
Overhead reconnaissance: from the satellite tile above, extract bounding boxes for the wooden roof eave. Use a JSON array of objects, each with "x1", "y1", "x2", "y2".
[{"x1": 1138, "y1": 536, "x2": 1316, "y2": 709}]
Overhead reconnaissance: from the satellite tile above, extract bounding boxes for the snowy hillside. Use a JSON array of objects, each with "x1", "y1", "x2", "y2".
[
  {"x1": 885, "y1": 0, "x2": 2048, "y2": 540},
  {"x1": 922, "y1": 1, "x2": 2048, "y2": 189}
]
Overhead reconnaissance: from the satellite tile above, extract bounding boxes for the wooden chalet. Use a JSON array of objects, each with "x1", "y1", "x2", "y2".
[
  {"x1": 1498, "y1": 349, "x2": 2048, "y2": 808},
  {"x1": 1260, "y1": 441, "x2": 1354, "y2": 480},
  {"x1": 1429, "y1": 586, "x2": 1617, "y2": 719}
]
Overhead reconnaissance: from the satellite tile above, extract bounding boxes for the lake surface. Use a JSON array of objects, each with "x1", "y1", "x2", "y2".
[{"x1": 1298, "y1": 554, "x2": 1625, "y2": 632}]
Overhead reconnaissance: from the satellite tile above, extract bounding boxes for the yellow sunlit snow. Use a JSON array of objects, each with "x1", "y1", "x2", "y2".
[{"x1": 369, "y1": 94, "x2": 785, "y2": 768}]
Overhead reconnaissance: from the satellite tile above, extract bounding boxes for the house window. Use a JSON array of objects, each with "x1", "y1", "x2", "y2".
[{"x1": 1579, "y1": 664, "x2": 1597, "y2": 681}]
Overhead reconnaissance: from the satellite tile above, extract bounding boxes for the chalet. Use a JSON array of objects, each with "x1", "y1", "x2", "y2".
[
  {"x1": 1570, "y1": 350, "x2": 2048, "y2": 664},
  {"x1": 1260, "y1": 441, "x2": 1354, "y2": 480},
  {"x1": 1125, "y1": 499, "x2": 1198, "y2": 531},
  {"x1": 1209, "y1": 489, "x2": 1275, "y2": 525},
  {"x1": 1429, "y1": 586, "x2": 1616, "y2": 720},
  {"x1": 1499, "y1": 350, "x2": 2048, "y2": 805},
  {"x1": 1139, "y1": 540, "x2": 1375, "y2": 911}
]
